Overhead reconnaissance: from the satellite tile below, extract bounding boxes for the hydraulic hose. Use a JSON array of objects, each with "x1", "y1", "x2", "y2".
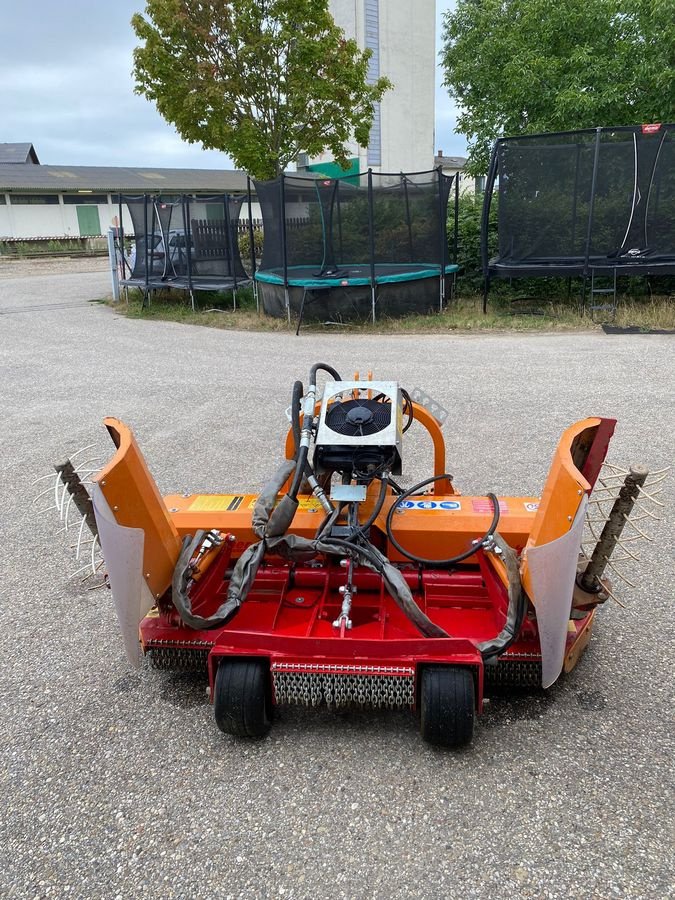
[
  {"x1": 289, "y1": 363, "x2": 342, "y2": 500},
  {"x1": 348, "y1": 475, "x2": 389, "y2": 541},
  {"x1": 386, "y1": 475, "x2": 501, "y2": 567}
]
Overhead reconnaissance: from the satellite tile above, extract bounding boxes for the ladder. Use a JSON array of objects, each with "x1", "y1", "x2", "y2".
[{"x1": 588, "y1": 268, "x2": 618, "y2": 322}]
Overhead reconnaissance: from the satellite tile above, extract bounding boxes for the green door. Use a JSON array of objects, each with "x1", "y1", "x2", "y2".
[
  {"x1": 76, "y1": 205, "x2": 101, "y2": 236},
  {"x1": 206, "y1": 202, "x2": 224, "y2": 222}
]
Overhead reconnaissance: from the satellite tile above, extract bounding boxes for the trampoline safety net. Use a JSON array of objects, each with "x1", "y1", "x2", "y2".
[
  {"x1": 483, "y1": 124, "x2": 675, "y2": 277},
  {"x1": 254, "y1": 169, "x2": 454, "y2": 285},
  {"x1": 118, "y1": 193, "x2": 248, "y2": 291}
]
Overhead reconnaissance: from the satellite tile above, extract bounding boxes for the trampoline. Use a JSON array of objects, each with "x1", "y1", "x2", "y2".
[
  {"x1": 117, "y1": 193, "x2": 253, "y2": 309},
  {"x1": 253, "y1": 169, "x2": 460, "y2": 325},
  {"x1": 481, "y1": 124, "x2": 675, "y2": 312}
]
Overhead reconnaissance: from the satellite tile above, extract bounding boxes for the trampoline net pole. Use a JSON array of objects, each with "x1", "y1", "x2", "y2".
[
  {"x1": 480, "y1": 145, "x2": 499, "y2": 313},
  {"x1": 181, "y1": 194, "x2": 195, "y2": 310},
  {"x1": 246, "y1": 176, "x2": 259, "y2": 313},
  {"x1": 279, "y1": 174, "x2": 290, "y2": 323},
  {"x1": 367, "y1": 168, "x2": 376, "y2": 323},
  {"x1": 582, "y1": 129, "x2": 603, "y2": 316},
  {"x1": 143, "y1": 194, "x2": 149, "y2": 305},
  {"x1": 223, "y1": 193, "x2": 237, "y2": 310},
  {"x1": 438, "y1": 166, "x2": 445, "y2": 312},
  {"x1": 117, "y1": 194, "x2": 127, "y2": 280}
]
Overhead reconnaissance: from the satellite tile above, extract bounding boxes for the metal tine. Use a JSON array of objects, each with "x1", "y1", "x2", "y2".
[
  {"x1": 81, "y1": 560, "x2": 105, "y2": 584},
  {"x1": 643, "y1": 466, "x2": 671, "y2": 477},
  {"x1": 608, "y1": 538, "x2": 643, "y2": 561},
  {"x1": 598, "y1": 579, "x2": 627, "y2": 609},
  {"x1": 600, "y1": 461, "x2": 628, "y2": 471},
  {"x1": 643, "y1": 472, "x2": 670, "y2": 485},
  {"x1": 74, "y1": 457, "x2": 104, "y2": 474},
  {"x1": 36, "y1": 504, "x2": 59, "y2": 515},
  {"x1": 32, "y1": 471, "x2": 61, "y2": 485},
  {"x1": 75, "y1": 515, "x2": 88, "y2": 560},
  {"x1": 621, "y1": 513, "x2": 653, "y2": 540},
  {"x1": 70, "y1": 561, "x2": 95, "y2": 578},
  {"x1": 632, "y1": 501, "x2": 662, "y2": 520},
  {"x1": 636, "y1": 484, "x2": 665, "y2": 507},
  {"x1": 58, "y1": 479, "x2": 71, "y2": 519},
  {"x1": 62, "y1": 492, "x2": 76, "y2": 530},
  {"x1": 71, "y1": 537, "x2": 96, "y2": 550},
  {"x1": 90, "y1": 536, "x2": 100, "y2": 574},
  {"x1": 87, "y1": 576, "x2": 108, "y2": 592},
  {"x1": 67, "y1": 443, "x2": 98, "y2": 462},
  {"x1": 32, "y1": 483, "x2": 58, "y2": 503},
  {"x1": 54, "y1": 470, "x2": 63, "y2": 514},
  {"x1": 602, "y1": 557, "x2": 637, "y2": 588}
]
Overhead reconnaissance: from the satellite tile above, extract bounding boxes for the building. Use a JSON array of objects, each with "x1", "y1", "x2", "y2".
[
  {"x1": 0, "y1": 145, "x2": 247, "y2": 240},
  {"x1": 434, "y1": 151, "x2": 479, "y2": 195},
  {"x1": 301, "y1": 0, "x2": 436, "y2": 178}
]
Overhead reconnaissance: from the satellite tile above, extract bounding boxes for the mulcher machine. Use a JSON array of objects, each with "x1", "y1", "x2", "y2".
[{"x1": 55, "y1": 362, "x2": 657, "y2": 748}]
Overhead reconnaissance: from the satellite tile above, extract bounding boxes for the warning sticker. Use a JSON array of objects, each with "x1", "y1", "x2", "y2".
[
  {"x1": 400, "y1": 499, "x2": 461, "y2": 511},
  {"x1": 247, "y1": 496, "x2": 323, "y2": 512},
  {"x1": 472, "y1": 498, "x2": 509, "y2": 514},
  {"x1": 189, "y1": 495, "x2": 244, "y2": 512},
  {"x1": 524, "y1": 501, "x2": 540, "y2": 512}
]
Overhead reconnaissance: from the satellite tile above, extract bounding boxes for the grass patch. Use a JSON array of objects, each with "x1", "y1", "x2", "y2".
[{"x1": 110, "y1": 286, "x2": 675, "y2": 334}]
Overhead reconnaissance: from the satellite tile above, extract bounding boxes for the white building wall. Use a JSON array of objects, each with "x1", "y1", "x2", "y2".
[
  {"x1": 378, "y1": 1, "x2": 435, "y2": 173},
  {"x1": 312, "y1": 0, "x2": 436, "y2": 176},
  {"x1": 0, "y1": 196, "x2": 118, "y2": 239}
]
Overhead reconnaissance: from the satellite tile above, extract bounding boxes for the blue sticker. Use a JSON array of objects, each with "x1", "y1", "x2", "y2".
[{"x1": 400, "y1": 499, "x2": 461, "y2": 511}]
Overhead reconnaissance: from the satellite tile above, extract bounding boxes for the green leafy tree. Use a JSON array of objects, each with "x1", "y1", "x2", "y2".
[
  {"x1": 132, "y1": 0, "x2": 390, "y2": 180},
  {"x1": 441, "y1": 0, "x2": 675, "y2": 173}
]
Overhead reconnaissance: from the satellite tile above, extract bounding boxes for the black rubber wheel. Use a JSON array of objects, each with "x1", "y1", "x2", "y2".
[
  {"x1": 214, "y1": 658, "x2": 272, "y2": 738},
  {"x1": 420, "y1": 666, "x2": 475, "y2": 748}
]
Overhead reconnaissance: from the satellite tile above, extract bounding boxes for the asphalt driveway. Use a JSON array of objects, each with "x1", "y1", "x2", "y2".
[{"x1": 0, "y1": 268, "x2": 673, "y2": 899}]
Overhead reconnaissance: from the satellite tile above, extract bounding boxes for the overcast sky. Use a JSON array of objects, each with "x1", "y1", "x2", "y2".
[{"x1": 1, "y1": 1, "x2": 462, "y2": 169}]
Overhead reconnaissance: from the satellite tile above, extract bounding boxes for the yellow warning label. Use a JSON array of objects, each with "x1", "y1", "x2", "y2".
[
  {"x1": 298, "y1": 497, "x2": 323, "y2": 511},
  {"x1": 189, "y1": 495, "x2": 240, "y2": 512},
  {"x1": 247, "y1": 496, "x2": 323, "y2": 511}
]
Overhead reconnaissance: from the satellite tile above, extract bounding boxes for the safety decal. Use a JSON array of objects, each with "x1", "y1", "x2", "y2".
[
  {"x1": 472, "y1": 498, "x2": 509, "y2": 514},
  {"x1": 189, "y1": 495, "x2": 244, "y2": 512},
  {"x1": 400, "y1": 499, "x2": 461, "y2": 511},
  {"x1": 523, "y1": 501, "x2": 540, "y2": 512},
  {"x1": 247, "y1": 497, "x2": 323, "y2": 511}
]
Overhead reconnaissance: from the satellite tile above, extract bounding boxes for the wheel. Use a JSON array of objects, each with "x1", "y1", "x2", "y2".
[
  {"x1": 420, "y1": 666, "x2": 475, "y2": 748},
  {"x1": 214, "y1": 658, "x2": 272, "y2": 738}
]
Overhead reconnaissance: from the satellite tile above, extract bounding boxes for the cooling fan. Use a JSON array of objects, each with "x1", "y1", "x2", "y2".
[{"x1": 314, "y1": 380, "x2": 403, "y2": 475}]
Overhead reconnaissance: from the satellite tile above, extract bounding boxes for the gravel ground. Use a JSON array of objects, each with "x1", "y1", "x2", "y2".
[{"x1": 0, "y1": 269, "x2": 673, "y2": 899}]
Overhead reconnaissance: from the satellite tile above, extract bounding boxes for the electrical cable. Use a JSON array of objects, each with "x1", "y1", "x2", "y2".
[{"x1": 385, "y1": 475, "x2": 500, "y2": 567}]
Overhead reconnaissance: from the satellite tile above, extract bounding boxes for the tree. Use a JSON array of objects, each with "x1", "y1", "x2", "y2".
[
  {"x1": 132, "y1": 0, "x2": 390, "y2": 180},
  {"x1": 441, "y1": 0, "x2": 675, "y2": 174}
]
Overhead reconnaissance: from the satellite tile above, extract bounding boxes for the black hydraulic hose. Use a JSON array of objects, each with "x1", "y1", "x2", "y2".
[
  {"x1": 309, "y1": 362, "x2": 341, "y2": 382},
  {"x1": 386, "y1": 475, "x2": 500, "y2": 567},
  {"x1": 291, "y1": 380, "x2": 303, "y2": 459},
  {"x1": 315, "y1": 501, "x2": 344, "y2": 539},
  {"x1": 349, "y1": 475, "x2": 389, "y2": 540},
  {"x1": 289, "y1": 363, "x2": 343, "y2": 500}
]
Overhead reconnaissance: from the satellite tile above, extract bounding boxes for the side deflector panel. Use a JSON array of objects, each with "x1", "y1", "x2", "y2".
[
  {"x1": 521, "y1": 417, "x2": 614, "y2": 687},
  {"x1": 93, "y1": 418, "x2": 181, "y2": 600},
  {"x1": 526, "y1": 497, "x2": 587, "y2": 687},
  {"x1": 92, "y1": 484, "x2": 154, "y2": 667}
]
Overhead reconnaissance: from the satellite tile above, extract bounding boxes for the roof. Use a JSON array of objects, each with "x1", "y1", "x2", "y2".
[
  {"x1": 434, "y1": 155, "x2": 467, "y2": 170},
  {"x1": 0, "y1": 143, "x2": 40, "y2": 164},
  {"x1": 0, "y1": 163, "x2": 248, "y2": 193}
]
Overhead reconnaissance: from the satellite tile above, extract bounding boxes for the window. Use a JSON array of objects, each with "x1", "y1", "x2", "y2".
[
  {"x1": 62, "y1": 194, "x2": 108, "y2": 204},
  {"x1": 0, "y1": 194, "x2": 6, "y2": 205},
  {"x1": 9, "y1": 194, "x2": 60, "y2": 205}
]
